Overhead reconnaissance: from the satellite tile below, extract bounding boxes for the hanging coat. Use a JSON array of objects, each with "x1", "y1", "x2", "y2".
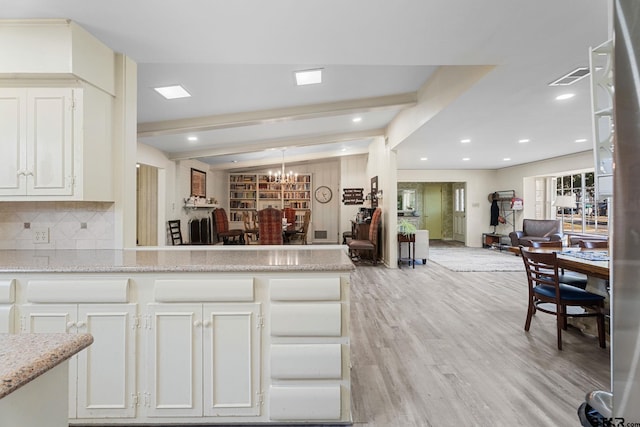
[{"x1": 490, "y1": 195, "x2": 500, "y2": 226}]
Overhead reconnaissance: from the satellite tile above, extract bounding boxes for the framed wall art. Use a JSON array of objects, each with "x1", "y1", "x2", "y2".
[{"x1": 190, "y1": 168, "x2": 207, "y2": 198}]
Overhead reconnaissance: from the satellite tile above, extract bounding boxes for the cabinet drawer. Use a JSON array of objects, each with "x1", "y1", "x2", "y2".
[
  {"x1": 270, "y1": 385, "x2": 341, "y2": 420},
  {"x1": 270, "y1": 277, "x2": 340, "y2": 301},
  {"x1": 0, "y1": 280, "x2": 15, "y2": 303},
  {"x1": 154, "y1": 278, "x2": 254, "y2": 302},
  {"x1": 271, "y1": 303, "x2": 341, "y2": 336},
  {"x1": 271, "y1": 344, "x2": 342, "y2": 379},
  {"x1": 27, "y1": 279, "x2": 129, "y2": 303}
]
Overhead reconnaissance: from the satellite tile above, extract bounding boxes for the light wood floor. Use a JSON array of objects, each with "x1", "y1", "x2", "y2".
[{"x1": 349, "y1": 246, "x2": 610, "y2": 426}]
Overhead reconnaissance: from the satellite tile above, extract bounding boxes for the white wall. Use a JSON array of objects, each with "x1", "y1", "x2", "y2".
[{"x1": 339, "y1": 154, "x2": 368, "y2": 239}]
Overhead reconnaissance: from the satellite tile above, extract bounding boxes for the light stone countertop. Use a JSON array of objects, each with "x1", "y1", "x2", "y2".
[
  {"x1": 0, "y1": 333, "x2": 93, "y2": 399},
  {"x1": 0, "y1": 247, "x2": 355, "y2": 273}
]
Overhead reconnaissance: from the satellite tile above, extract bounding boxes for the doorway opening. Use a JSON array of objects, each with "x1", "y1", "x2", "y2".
[{"x1": 397, "y1": 182, "x2": 466, "y2": 244}]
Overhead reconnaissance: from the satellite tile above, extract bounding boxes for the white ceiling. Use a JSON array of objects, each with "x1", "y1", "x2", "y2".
[{"x1": 3, "y1": 0, "x2": 611, "y2": 171}]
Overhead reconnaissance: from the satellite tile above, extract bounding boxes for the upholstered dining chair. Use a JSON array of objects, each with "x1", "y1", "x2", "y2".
[
  {"x1": 258, "y1": 207, "x2": 284, "y2": 245},
  {"x1": 213, "y1": 208, "x2": 244, "y2": 245},
  {"x1": 519, "y1": 247, "x2": 606, "y2": 350},
  {"x1": 529, "y1": 240, "x2": 587, "y2": 289},
  {"x1": 347, "y1": 207, "x2": 382, "y2": 264},
  {"x1": 282, "y1": 207, "x2": 297, "y2": 230}
]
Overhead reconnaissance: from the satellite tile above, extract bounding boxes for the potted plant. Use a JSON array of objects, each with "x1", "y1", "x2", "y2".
[{"x1": 398, "y1": 218, "x2": 417, "y2": 237}]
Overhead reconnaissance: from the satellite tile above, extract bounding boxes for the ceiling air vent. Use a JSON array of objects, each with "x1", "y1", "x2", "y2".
[{"x1": 549, "y1": 67, "x2": 590, "y2": 86}]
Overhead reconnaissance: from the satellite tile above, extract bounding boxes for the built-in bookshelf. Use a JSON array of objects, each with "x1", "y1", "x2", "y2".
[
  {"x1": 229, "y1": 174, "x2": 257, "y2": 223},
  {"x1": 229, "y1": 173, "x2": 311, "y2": 228}
]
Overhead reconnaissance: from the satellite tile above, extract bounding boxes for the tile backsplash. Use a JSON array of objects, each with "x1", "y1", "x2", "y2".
[{"x1": 0, "y1": 202, "x2": 115, "y2": 249}]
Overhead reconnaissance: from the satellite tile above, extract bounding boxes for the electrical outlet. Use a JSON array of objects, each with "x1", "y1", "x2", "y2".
[{"x1": 32, "y1": 227, "x2": 50, "y2": 244}]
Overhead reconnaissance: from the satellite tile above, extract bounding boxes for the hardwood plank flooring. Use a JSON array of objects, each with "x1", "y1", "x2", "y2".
[{"x1": 349, "y1": 249, "x2": 610, "y2": 426}]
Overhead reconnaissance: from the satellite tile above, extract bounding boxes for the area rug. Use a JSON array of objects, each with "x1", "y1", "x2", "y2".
[{"x1": 429, "y1": 247, "x2": 525, "y2": 272}]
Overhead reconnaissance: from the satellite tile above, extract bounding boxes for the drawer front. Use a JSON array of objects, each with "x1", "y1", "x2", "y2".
[
  {"x1": 27, "y1": 279, "x2": 129, "y2": 303},
  {"x1": 0, "y1": 280, "x2": 15, "y2": 303},
  {"x1": 271, "y1": 344, "x2": 342, "y2": 379},
  {"x1": 269, "y1": 385, "x2": 341, "y2": 420},
  {"x1": 271, "y1": 303, "x2": 341, "y2": 336},
  {"x1": 270, "y1": 277, "x2": 340, "y2": 301},
  {"x1": 154, "y1": 278, "x2": 254, "y2": 302}
]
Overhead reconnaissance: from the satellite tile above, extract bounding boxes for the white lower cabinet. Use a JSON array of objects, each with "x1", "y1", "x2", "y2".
[
  {"x1": 146, "y1": 302, "x2": 262, "y2": 418},
  {"x1": 20, "y1": 303, "x2": 137, "y2": 419}
]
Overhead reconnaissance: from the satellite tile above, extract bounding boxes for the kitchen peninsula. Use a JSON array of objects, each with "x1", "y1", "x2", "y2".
[{"x1": 0, "y1": 246, "x2": 353, "y2": 425}]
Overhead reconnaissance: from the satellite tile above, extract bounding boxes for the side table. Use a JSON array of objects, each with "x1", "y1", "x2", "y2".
[{"x1": 398, "y1": 233, "x2": 415, "y2": 268}]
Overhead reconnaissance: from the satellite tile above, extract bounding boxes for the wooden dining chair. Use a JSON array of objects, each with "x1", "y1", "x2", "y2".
[
  {"x1": 289, "y1": 210, "x2": 311, "y2": 245},
  {"x1": 579, "y1": 240, "x2": 609, "y2": 249},
  {"x1": 242, "y1": 211, "x2": 259, "y2": 244},
  {"x1": 213, "y1": 208, "x2": 244, "y2": 245},
  {"x1": 258, "y1": 207, "x2": 283, "y2": 245},
  {"x1": 167, "y1": 220, "x2": 183, "y2": 245},
  {"x1": 529, "y1": 240, "x2": 587, "y2": 289},
  {"x1": 347, "y1": 207, "x2": 382, "y2": 264},
  {"x1": 520, "y1": 247, "x2": 606, "y2": 350}
]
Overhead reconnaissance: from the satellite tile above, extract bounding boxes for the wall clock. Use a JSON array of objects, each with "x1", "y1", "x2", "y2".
[{"x1": 314, "y1": 186, "x2": 332, "y2": 203}]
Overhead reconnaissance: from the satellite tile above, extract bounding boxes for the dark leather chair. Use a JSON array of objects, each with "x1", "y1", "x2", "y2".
[
  {"x1": 509, "y1": 219, "x2": 563, "y2": 247},
  {"x1": 213, "y1": 208, "x2": 244, "y2": 245},
  {"x1": 347, "y1": 208, "x2": 382, "y2": 264},
  {"x1": 258, "y1": 207, "x2": 283, "y2": 245},
  {"x1": 520, "y1": 247, "x2": 606, "y2": 350}
]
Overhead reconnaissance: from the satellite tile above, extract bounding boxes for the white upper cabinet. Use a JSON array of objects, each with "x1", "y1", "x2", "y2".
[{"x1": 0, "y1": 86, "x2": 113, "y2": 201}]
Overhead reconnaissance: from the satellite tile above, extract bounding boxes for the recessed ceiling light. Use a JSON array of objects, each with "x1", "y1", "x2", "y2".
[
  {"x1": 295, "y1": 68, "x2": 323, "y2": 86},
  {"x1": 232, "y1": 160, "x2": 238, "y2": 163},
  {"x1": 555, "y1": 93, "x2": 575, "y2": 101},
  {"x1": 462, "y1": 157, "x2": 470, "y2": 161},
  {"x1": 518, "y1": 139, "x2": 530, "y2": 143},
  {"x1": 341, "y1": 148, "x2": 347, "y2": 152},
  {"x1": 575, "y1": 138, "x2": 588, "y2": 143},
  {"x1": 154, "y1": 85, "x2": 191, "y2": 99},
  {"x1": 352, "y1": 117, "x2": 362, "y2": 123},
  {"x1": 460, "y1": 139, "x2": 471, "y2": 143},
  {"x1": 503, "y1": 157, "x2": 511, "y2": 161},
  {"x1": 187, "y1": 136, "x2": 198, "y2": 142},
  {"x1": 420, "y1": 157, "x2": 428, "y2": 161}
]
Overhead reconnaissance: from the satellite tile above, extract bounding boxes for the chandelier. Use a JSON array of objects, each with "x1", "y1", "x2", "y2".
[{"x1": 268, "y1": 149, "x2": 298, "y2": 183}]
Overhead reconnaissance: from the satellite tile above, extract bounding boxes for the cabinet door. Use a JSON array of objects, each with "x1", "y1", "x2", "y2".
[
  {"x1": 202, "y1": 303, "x2": 261, "y2": 417},
  {"x1": 26, "y1": 88, "x2": 74, "y2": 196},
  {"x1": 0, "y1": 88, "x2": 27, "y2": 195},
  {"x1": 76, "y1": 304, "x2": 136, "y2": 419},
  {"x1": 20, "y1": 304, "x2": 78, "y2": 419},
  {"x1": 147, "y1": 304, "x2": 203, "y2": 417}
]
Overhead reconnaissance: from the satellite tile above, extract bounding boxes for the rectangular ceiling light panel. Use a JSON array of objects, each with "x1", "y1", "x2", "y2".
[
  {"x1": 154, "y1": 85, "x2": 191, "y2": 99},
  {"x1": 295, "y1": 69, "x2": 323, "y2": 86}
]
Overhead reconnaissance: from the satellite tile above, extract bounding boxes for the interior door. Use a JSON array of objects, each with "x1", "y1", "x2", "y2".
[
  {"x1": 453, "y1": 183, "x2": 466, "y2": 243},
  {"x1": 424, "y1": 184, "x2": 443, "y2": 239}
]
